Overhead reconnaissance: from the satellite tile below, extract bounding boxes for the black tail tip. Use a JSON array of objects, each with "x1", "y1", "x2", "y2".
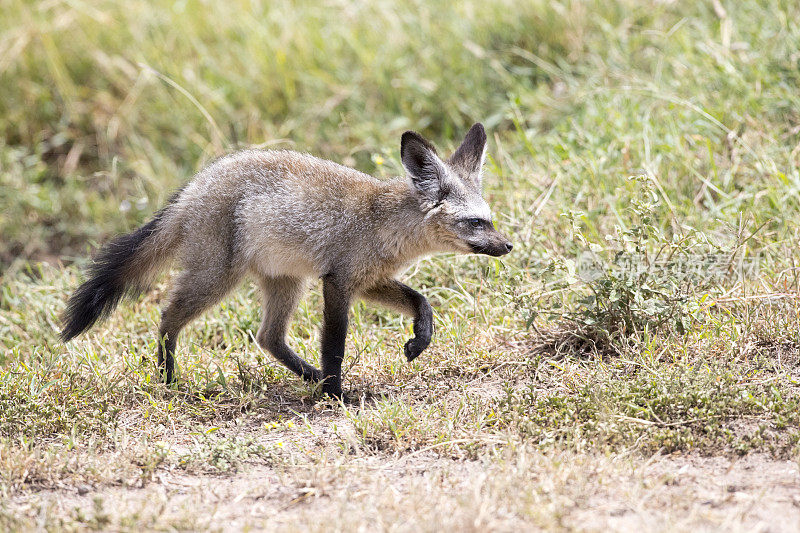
[
  {"x1": 60, "y1": 315, "x2": 89, "y2": 343},
  {"x1": 60, "y1": 300, "x2": 102, "y2": 343},
  {"x1": 60, "y1": 277, "x2": 125, "y2": 342}
]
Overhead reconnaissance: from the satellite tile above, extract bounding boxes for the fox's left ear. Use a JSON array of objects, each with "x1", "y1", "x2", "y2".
[{"x1": 448, "y1": 122, "x2": 487, "y2": 189}]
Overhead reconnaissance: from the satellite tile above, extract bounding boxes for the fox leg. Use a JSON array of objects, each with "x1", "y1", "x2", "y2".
[
  {"x1": 362, "y1": 279, "x2": 433, "y2": 362},
  {"x1": 320, "y1": 275, "x2": 352, "y2": 399},
  {"x1": 255, "y1": 275, "x2": 322, "y2": 382},
  {"x1": 157, "y1": 266, "x2": 243, "y2": 383}
]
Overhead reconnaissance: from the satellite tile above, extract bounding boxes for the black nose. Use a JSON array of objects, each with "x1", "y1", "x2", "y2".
[{"x1": 506, "y1": 242, "x2": 513, "y2": 252}]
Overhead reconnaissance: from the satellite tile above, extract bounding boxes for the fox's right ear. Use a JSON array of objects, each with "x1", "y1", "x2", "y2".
[
  {"x1": 401, "y1": 131, "x2": 449, "y2": 204},
  {"x1": 449, "y1": 123, "x2": 487, "y2": 190}
]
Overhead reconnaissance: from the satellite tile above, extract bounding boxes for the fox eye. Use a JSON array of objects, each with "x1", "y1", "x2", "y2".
[{"x1": 467, "y1": 218, "x2": 482, "y2": 229}]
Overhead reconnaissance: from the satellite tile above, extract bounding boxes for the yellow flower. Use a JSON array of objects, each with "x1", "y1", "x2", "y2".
[
  {"x1": 276, "y1": 441, "x2": 284, "y2": 448},
  {"x1": 374, "y1": 155, "x2": 384, "y2": 166},
  {"x1": 286, "y1": 421, "x2": 295, "y2": 429}
]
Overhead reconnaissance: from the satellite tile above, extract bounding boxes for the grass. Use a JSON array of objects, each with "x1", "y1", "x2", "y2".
[{"x1": 3, "y1": 0, "x2": 800, "y2": 529}]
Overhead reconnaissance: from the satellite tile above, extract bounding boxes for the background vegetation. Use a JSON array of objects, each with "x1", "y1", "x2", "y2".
[{"x1": 2, "y1": 0, "x2": 800, "y2": 529}]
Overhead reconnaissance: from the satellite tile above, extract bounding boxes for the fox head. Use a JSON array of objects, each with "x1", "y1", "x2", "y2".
[{"x1": 401, "y1": 123, "x2": 513, "y2": 257}]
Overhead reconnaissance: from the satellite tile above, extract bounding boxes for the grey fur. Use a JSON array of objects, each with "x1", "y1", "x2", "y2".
[{"x1": 62, "y1": 123, "x2": 512, "y2": 398}]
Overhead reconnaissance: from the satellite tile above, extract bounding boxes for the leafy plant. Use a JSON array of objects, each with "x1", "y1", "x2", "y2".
[
  {"x1": 178, "y1": 429, "x2": 269, "y2": 474},
  {"x1": 541, "y1": 176, "x2": 736, "y2": 355}
]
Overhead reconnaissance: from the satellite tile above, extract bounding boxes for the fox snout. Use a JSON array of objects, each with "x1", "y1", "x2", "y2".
[{"x1": 469, "y1": 232, "x2": 513, "y2": 257}]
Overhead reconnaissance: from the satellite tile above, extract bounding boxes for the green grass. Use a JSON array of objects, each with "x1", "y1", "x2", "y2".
[{"x1": 3, "y1": 0, "x2": 800, "y2": 529}]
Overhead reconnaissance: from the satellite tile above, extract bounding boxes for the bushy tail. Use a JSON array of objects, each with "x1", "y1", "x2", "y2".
[{"x1": 61, "y1": 205, "x2": 181, "y2": 342}]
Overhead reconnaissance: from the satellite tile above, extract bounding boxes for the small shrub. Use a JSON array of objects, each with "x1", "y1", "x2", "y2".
[
  {"x1": 536, "y1": 176, "x2": 738, "y2": 356},
  {"x1": 177, "y1": 429, "x2": 270, "y2": 474}
]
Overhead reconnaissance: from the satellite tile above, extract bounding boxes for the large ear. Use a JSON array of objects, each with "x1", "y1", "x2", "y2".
[
  {"x1": 401, "y1": 130, "x2": 449, "y2": 203},
  {"x1": 448, "y1": 122, "x2": 487, "y2": 189}
]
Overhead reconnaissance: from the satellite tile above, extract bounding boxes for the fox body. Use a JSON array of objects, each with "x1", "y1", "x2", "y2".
[{"x1": 61, "y1": 123, "x2": 512, "y2": 398}]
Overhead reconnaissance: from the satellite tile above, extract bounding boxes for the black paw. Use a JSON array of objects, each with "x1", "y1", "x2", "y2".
[
  {"x1": 321, "y1": 379, "x2": 346, "y2": 402},
  {"x1": 322, "y1": 387, "x2": 347, "y2": 403},
  {"x1": 404, "y1": 337, "x2": 429, "y2": 362},
  {"x1": 160, "y1": 368, "x2": 175, "y2": 384}
]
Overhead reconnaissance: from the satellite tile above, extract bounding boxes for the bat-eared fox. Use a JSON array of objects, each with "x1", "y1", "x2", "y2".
[{"x1": 61, "y1": 123, "x2": 512, "y2": 399}]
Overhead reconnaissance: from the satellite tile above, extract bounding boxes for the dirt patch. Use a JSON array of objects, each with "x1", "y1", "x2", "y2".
[
  {"x1": 571, "y1": 454, "x2": 800, "y2": 532},
  {"x1": 7, "y1": 439, "x2": 800, "y2": 531}
]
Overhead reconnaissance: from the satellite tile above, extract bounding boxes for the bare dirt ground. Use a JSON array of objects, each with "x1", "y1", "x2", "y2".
[{"x1": 7, "y1": 412, "x2": 800, "y2": 532}]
